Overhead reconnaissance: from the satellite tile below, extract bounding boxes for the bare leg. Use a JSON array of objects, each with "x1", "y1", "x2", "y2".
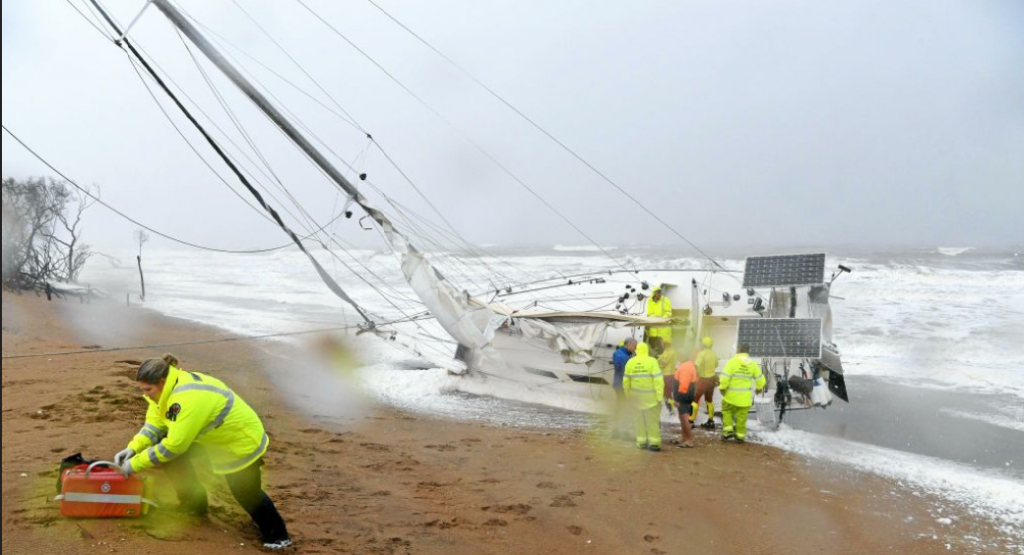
[{"x1": 676, "y1": 404, "x2": 695, "y2": 447}]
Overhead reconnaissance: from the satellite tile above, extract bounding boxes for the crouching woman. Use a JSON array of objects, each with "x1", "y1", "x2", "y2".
[{"x1": 113, "y1": 355, "x2": 292, "y2": 550}]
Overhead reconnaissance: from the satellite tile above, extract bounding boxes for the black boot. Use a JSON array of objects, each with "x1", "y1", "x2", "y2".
[{"x1": 250, "y1": 495, "x2": 292, "y2": 549}]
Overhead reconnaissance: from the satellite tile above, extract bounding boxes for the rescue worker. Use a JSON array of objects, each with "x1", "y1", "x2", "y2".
[
  {"x1": 112, "y1": 355, "x2": 292, "y2": 550},
  {"x1": 719, "y1": 344, "x2": 767, "y2": 444},
  {"x1": 672, "y1": 350, "x2": 700, "y2": 449},
  {"x1": 658, "y1": 341, "x2": 679, "y2": 415},
  {"x1": 646, "y1": 288, "x2": 673, "y2": 355},
  {"x1": 611, "y1": 339, "x2": 638, "y2": 440},
  {"x1": 623, "y1": 343, "x2": 665, "y2": 452},
  {"x1": 694, "y1": 337, "x2": 721, "y2": 430}
]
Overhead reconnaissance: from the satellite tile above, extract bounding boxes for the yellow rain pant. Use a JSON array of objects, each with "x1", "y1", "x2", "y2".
[
  {"x1": 722, "y1": 401, "x2": 751, "y2": 441},
  {"x1": 634, "y1": 405, "x2": 663, "y2": 449}
]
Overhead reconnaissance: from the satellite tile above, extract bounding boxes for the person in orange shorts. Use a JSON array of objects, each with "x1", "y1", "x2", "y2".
[{"x1": 672, "y1": 350, "x2": 700, "y2": 448}]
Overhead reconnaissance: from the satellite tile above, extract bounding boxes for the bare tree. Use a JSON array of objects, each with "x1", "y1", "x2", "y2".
[
  {"x1": 2, "y1": 177, "x2": 96, "y2": 291},
  {"x1": 134, "y1": 229, "x2": 150, "y2": 257},
  {"x1": 134, "y1": 229, "x2": 150, "y2": 301},
  {"x1": 44, "y1": 182, "x2": 97, "y2": 283}
]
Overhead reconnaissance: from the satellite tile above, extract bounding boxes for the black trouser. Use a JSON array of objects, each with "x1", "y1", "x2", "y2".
[{"x1": 164, "y1": 454, "x2": 290, "y2": 544}]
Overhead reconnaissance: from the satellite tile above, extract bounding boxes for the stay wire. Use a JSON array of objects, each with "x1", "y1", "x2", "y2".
[
  {"x1": 124, "y1": 53, "x2": 279, "y2": 228},
  {"x1": 226, "y1": 0, "x2": 367, "y2": 133},
  {"x1": 172, "y1": 17, "x2": 462, "y2": 304},
  {"x1": 168, "y1": 19, "x2": 392, "y2": 298},
  {"x1": 175, "y1": 30, "x2": 289, "y2": 199},
  {"x1": 190, "y1": 2, "x2": 561, "y2": 290},
  {"x1": 125, "y1": 36, "x2": 321, "y2": 231},
  {"x1": 294, "y1": 0, "x2": 632, "y2": 275},
  {"x1": 62, "y1": 5, "x2": 354, "y2": 247},
  {"x1": 220, "y1": 1, "x2": 476, "y2": 273},
  {"x1": 173, "y1": 21, "x2": 462, "y2": 302},
  {"x1": 64, "y1": 0, "x2": 112, "y2": 41},
  {"x1": 63, "y1": 2, "x2": 453, "y2": 359},
  {"x1": 1, "y1": 125, "x2": 325, "y2": 255},
  {"x1": 366, "y1": 0, "x2": 727, "y2": 273},
  {"x1": 172, "y1": 3, "x2": 363, "y2": 133},
  {"x1": 85, "y1": 0, "x2": 373, "y2": 325},
  {"x1": 99, "y1": 12, "x2": 347, "y2": 251},
  {"x1": 188, "y1": 42, "x2": 479, "y2": 294}
]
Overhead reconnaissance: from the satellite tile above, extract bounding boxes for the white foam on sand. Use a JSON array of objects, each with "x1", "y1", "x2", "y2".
[{"x1": 757, "y1": 426, "x2": 1024, "y2": 549}]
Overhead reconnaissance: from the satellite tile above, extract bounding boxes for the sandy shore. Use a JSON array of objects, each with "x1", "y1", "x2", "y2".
[{"x1": 1, "y1": 292, "x2": 1012, "y2": 554}]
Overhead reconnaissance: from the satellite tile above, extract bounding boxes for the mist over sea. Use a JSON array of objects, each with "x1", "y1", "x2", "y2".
[{"x1": 81, "y1": 245, "x2": 1024, "y2": 543}]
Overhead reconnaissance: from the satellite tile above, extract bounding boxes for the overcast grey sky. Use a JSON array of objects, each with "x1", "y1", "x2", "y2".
[{"x1": 3, "y1": 0, "x2": 1023, "y2": 255}]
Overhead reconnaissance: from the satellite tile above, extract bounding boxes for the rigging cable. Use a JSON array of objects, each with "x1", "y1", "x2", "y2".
[
  {"x1": 1, "y1": 125, "x2": 343, "y2": 255},
  {"x1": 64, "y1": 0, "x2": 113, "y2": 40},
  {"x1": 85, "y1": 0, "x2": 373, "y2": 325},
  {"x1": 227, "y1": 0, "x2": 468, "y2": 247},
  {"x1": 58, "y1": 2, "x2": 459, "y2": 365},
  {"x1": 364, "y1": 0, "x2": 727, "y2": 273},
  {"x1": 124, "y1": 53, "x2": 281, "y2": 228},
  {"x1": 203, "y1": 3, "x2": 506, "y2": 288},
  {"x1": 178, "y1": 10, "x2": 500, "y2": 294},
  {"x1": 67, "y1": 1, "x2": 348, "y2": 253},
  {"x1": 293, "y1": 0, "x2": 633, "y2": 275},
  {"x1": 172, "y1": 27, "x2": 331, "y2": 242},
  {"x1": 225, "y1": 0, "x2": 366, "y2": 133},
  {"x1": 165, "y1": 15, "x2": 476, "y2": 303},
  {"x1": 165, "y1": 10, "x2": 471, "y2": 326},
  {"x1": 177, "y1": 4, "x2": 561, "y2": 289}
]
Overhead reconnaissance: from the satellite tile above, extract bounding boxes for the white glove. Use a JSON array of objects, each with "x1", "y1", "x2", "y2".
[
  {"x1": 121, "y1": 460, "x2": 136, "y2": 477},
  {"x1": 114, "y1": 449, "x2": 136, "y2": 467}
]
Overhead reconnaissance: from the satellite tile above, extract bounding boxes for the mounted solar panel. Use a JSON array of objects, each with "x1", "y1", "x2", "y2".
[
  {"x1": 738, "y1": 319, "x2": 823, "y2": 359},
  {"x1": 743, "y1": 253, "x2": 827, "y2": 288}
]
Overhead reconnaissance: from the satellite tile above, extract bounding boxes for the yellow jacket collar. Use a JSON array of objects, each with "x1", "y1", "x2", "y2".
[{"x1": 159, "y1": 366, "x2": 184, "y2": 409}]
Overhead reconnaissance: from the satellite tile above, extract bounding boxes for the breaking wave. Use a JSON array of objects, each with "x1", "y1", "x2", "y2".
[{"x1": 937, "y1": 247, "x2": 977, "y2": 257}]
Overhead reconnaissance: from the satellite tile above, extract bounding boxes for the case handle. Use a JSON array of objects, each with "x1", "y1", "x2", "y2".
[{"x1": 85, "y1": 461, "x2": 127, "y2": 479}]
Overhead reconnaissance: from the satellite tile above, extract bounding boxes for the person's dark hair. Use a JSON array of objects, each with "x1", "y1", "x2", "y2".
[
  {"x1": 737, "y1": 344, "x2": 752, "y2": 354},
  {"x1": 137, "y1": 354, "x2": 179, "y2": 384}
]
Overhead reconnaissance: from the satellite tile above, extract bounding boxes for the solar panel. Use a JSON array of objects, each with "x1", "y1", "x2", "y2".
[
  {"x1": 743, "y1": 253, "x2": 827, "y2": 288},
  {"x1": 738, "y1": 319, "x2": 823, "y2": 359}
]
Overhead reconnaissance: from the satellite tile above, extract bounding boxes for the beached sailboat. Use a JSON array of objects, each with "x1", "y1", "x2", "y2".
[{"x1": 79, "y1": 0, "x2": 850, "y2": 427}]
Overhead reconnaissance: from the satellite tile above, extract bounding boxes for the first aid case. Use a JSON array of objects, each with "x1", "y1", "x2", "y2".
[{"x1": 58, "y1": 461, "x2": 149, "y2": 519}]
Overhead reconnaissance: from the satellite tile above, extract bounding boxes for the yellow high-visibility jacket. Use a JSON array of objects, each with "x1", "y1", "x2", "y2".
[
  {"x1": 696, "y1": 347, "x2": 720, "y2": 380},
  {"x1": 658, "y1": 347, "x2": 679, "y2": 376},
  {"x1": 126, "y1": 366, "x2": 269, "y2": 475},
  {"x1": 623, "y1": 343, "x2": 665, "y2": 410},
  {"x1": 646, "y1": 295, "x2": 673, "y2": 318},
  {"x1": 719, "y1": 353, "x2": 767, "y2": 408},
  {"x1": 646, "y1": 295, "x2": 674, "y2": 341}
]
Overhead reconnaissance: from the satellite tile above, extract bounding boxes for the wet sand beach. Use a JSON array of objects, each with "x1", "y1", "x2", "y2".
[{"x1": 1, "y1": 292, "x2": 1015, "y2": 554}]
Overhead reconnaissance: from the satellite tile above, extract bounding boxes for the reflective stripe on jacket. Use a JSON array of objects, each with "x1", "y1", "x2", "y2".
[
  {"x1": 719, "y1": 353, "x2": 767, "y2": 408},
  {"x1": 127, "y1": 366, "x2": 269, "y2": 475},
  {"x1": 623, "y1": 343, "x2": 665, "y2": 410}
]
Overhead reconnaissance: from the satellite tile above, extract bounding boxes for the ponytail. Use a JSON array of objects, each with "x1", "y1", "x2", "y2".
[{"x1": 137, "y1": 354, "x2": 178, "y2": 384}]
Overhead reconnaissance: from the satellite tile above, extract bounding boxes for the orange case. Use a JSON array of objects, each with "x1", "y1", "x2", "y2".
[{"x1": 60, "y1": 463, "x2": 147, "y2": 519}]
